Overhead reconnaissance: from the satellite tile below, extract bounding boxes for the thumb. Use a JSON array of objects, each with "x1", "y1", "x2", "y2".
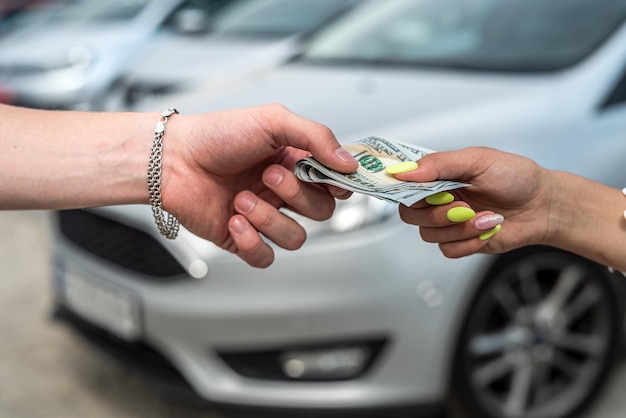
[
  {"x1": 393, "y1": 147, "x2": 490, "y2": 182},
  {"x1": 270, "y1": 106, "x2": 358, "y2": 173}
]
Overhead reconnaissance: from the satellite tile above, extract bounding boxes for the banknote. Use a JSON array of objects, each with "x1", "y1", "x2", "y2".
[{"x1": 295, "y1": 136, "x2": 469, "y2": 206}]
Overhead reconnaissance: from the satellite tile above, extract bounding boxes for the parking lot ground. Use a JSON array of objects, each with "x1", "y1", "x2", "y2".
[
  {"x1": 1, "y1": 210, "x2": 624, "y2": 418},
  {"x1": 0, "y1": 211, "x2": 225, "y2": 418}
]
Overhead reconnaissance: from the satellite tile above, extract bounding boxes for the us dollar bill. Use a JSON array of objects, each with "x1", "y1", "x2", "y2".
[{"x1": 295, "y1": 136, "x2": 469, "y2": 206}]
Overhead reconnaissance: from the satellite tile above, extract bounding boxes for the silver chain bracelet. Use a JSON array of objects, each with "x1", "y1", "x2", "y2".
[{"x1": 147, "y1": 108, "x2": 180, "y2": 239}]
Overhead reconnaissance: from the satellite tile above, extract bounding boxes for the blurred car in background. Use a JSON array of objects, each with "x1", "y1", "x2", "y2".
[
  {"x1": 52, "y1": 0, "x2": 626, "y2": 418},
  {"x1": 102, "y1": 0, "x2": 362, "y2": 111},
  {"x1": 0, "y1": 0, "x2": 72, "y2": 103},
  {"x1": 0, "y1": 0, "x2": 66, "y2": 38},
  {"x1": 0, "y1": 0, "x2": 231, "y2": 110}
]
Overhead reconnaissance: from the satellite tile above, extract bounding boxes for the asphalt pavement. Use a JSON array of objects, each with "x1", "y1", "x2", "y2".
[{"x1": 1, "y1": 210, "x2": 624, "y2": 418}]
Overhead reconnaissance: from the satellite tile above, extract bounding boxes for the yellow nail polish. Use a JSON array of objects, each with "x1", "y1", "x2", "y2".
[
  {"x1": 386, "y1": 161, "x2": 418, "y2": 175},
  {"x1": 447, "y1": 207, "x2": 476, "y2": 222},
  {"x1": 426, "y1": 192, "x2": 454, "y2": 206},
  {"x1": 479, "y1": 224, "x2": 502, "y2": 241}
]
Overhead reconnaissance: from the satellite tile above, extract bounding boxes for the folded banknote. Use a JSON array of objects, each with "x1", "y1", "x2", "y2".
[{"x1": 295, "y1": 136, "x2": 469, "y2": 206}]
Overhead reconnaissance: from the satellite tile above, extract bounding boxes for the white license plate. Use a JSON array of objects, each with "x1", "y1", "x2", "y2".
[{"x1": 60, "y1": 267, "x2": 142, "y2": 341}]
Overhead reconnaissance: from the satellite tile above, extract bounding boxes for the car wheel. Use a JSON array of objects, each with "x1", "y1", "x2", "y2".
[{"x1": 448, "y1": 246, "x2": 623, "y2": 418}]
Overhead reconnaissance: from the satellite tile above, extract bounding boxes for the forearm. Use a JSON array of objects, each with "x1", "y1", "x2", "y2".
[
  {"x1": 545, "y1": 170, "x2": 626, "y2": 271},
  {"x1": 0, "y1": 105, "x2": 158, "y2": 209}
]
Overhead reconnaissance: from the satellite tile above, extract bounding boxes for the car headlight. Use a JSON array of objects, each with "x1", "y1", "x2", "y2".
[
  {"x1": 286, "y1": 194, "x2": 395, "y2": 238},
  {"x1": 66, "y1": 46, "x2": 94, "y2": 70},
  {"x1": 36, "y1": 46, "x2": 94, "y2": 74},
  {"x1": 0, "y1": 45, "x2": 95, "y2": 78},
  {"x1": 3, "y1": 46, "x2": 95, "y2": 77}
]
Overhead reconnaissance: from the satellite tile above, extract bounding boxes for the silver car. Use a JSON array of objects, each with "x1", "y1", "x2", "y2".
[
  {"x1": 0, "y1": 0, "x2": 229, "y2": 110},
  {"x1": 0, "y1": 0, "x2": 69, "y2": 39},
  {"x1": 52, "y1": 1, "x2": 626, "y2": 417},
  {"x1": 103, "y1": 0, "x2": 363, "y2": 112}
]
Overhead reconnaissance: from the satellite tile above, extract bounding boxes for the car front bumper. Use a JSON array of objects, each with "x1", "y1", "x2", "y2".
[{"x1": 51, "y1": 207, "x2": 487, "y2": 411}]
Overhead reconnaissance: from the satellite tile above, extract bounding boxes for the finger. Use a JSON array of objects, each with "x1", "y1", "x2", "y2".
[
  {"x1": 272, "y1": 151, "x2": 352, "y2": 200},
  {"x1": 419, "y1": 222, "x2": 499, "y2": 245},
  {"x1": 256, "y1": 188, "x2": 284, "y2": 210},
  {"x1": 402, "y1": 191, "x2": 457, "y2": 210},
  {"x1": 439, "y1": 238, "x2": 492, "y2": 259},
  {"x1": 263, "y1": 165, "x2": 336, "y2": 221},
  {"x1": 234, "y1": 190, "x2": 307, "y2": 250},
  {"x1": 228, "y1": 215, "x2": 275, "y2": 268},
  {"x1": 392, "y1": 147, "x2": 495, "y2": 183},
  {"x1": 399, "y1": 202, "x2": 474, "y2": 227},
  {"x1": 438, "y1": 222, "x2": 503, "y2": 258},
  {"x1": 327, "y1": 185, "x2": 353, "y2": 200},
  {"x1": 419, "y1": 209, "x2": 503, "y2": 243},
  {"x1": 263, "y1": 104, "x2": 358, "y2": 173}
]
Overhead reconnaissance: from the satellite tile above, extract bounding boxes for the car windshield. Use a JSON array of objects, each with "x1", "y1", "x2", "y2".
[
  {"x1": 301, "y1": 0, "x2": 626, "y2": 72},
  {"x1": 209, "y1": 0, "x2": 356, "y2": 38}
]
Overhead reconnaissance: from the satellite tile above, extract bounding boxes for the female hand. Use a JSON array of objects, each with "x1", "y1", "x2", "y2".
[{"x1": 392, "y1": 147, "x2": 553, "y2": 258}]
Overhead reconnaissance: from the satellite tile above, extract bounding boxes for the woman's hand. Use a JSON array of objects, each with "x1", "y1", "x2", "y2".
[{"x1": 393, "y1": 147, "x2": 553, "y2": 258}]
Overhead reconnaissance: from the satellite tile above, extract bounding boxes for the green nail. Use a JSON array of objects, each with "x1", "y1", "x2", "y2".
[
  {"x1": 426, "y1": 192, "x2": 454, "y2": 206},
  {"x1": 479, "y1": 224, "x2": 502, "y2": 241},
  {"x1": 385, "y1": 161, "x2": 418, "y2": 175},
  {"x1": 447, "y1": 207, "x2": 476, "y2": 223}
]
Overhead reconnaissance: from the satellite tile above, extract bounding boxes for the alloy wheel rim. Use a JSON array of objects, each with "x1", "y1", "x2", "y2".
[{"x1": 463, "y1": 253, "x2": 613, "y2": 418}]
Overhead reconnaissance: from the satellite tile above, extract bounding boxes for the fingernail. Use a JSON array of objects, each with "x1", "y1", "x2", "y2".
[
  {"x1": 264, "y1": 168, "x2": 284, "y2": 186},
  {"x1": 426, "y1": 192, "x2": 454, "y2": 206},
  {"x1": 447, "y1": 206, "x2": 476, "y2": 223},
  {"x1": 230, "y1": 217, "x2": 246, "y2": 234},
  {"x1": 474, "y1": 213, "x2": 504, "y2": 231},
  {"x1": 479, "y1": 224, "x2": 502, "y2": 241},
  {"x1": 386, "y1": 161, "x2": 418, "y2": 175},
  {"x1": 335, "y1": 189, "x2": 351, "y2": 198},
  {"x1": 335, "y1": 147, "x2": 357, "y2": 164},
  {"x1": 237, "y1": 193, "x2": 256, "y2": 213}
]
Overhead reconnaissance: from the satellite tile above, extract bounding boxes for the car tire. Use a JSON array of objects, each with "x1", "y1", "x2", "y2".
[{"x1": 448, "y1": 246, "x2": 624, "y2": 418}]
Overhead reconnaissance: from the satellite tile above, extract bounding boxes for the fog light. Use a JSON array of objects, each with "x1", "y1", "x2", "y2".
[{"x1": 281, "y1": 346, "x2": 369, "y2": 380}]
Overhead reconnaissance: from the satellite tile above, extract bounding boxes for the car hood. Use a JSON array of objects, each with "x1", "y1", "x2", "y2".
[
  {"x1": 173, "y1": 63, "x2": 566, "y2": 157},
  {"x1": 126, "y1": 35, "x2": 300, "y2": 84},
  {"x1": 0, "y1": 23, "x2": 145, "y2": 65}
]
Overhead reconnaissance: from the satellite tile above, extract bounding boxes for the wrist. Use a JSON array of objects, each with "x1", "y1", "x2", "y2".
[
  {"x1": 543, "y1": 170, "x2": 573, "y2": 248},
  {"x1": 543, "y1": 169, "x2": 626, "y2": 269},
  {"x1": 106, "y1": 111, "x2": 160, "y2": 206}
]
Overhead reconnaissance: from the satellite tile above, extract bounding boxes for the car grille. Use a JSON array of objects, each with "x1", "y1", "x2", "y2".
[{"x1": 57, "y1": 209, "x2": 188, "y2": 280}]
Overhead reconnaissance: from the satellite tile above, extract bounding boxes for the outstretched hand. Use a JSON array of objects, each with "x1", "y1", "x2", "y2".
[
  {"x1": 162, "y1": 104, "x2": 358, "y2": 268},
  {"x1": 392, "y1": 147, "x2": 553, "y2": 258}
]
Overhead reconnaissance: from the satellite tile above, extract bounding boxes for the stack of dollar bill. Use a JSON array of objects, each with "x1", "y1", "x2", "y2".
[{"x1": 294, "y1": 136, "x2": 469, "y2": 206}]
